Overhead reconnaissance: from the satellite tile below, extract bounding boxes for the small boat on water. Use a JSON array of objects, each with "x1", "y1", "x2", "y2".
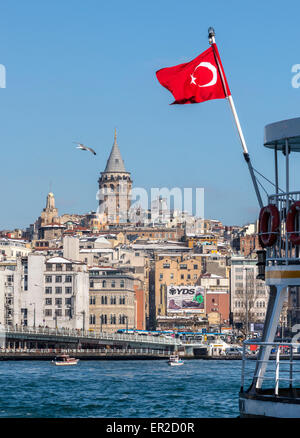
[
  {"x1": 53, "y1": 354, "x2": 79, "y2": 366},
  {"x1": 167, "y1": 355, "x2": 184, "y2": 366}
]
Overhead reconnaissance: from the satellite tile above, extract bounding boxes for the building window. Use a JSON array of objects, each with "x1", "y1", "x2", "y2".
[
  {"x1": 110, "y1": 296, "x2": 116, "y2": 305},
  {"x1": 111, "y1": 281, "x2": 115, "y2": 288},
  {"x1": 45, "y1": 298, "x2": 52, "y2": 305},
  {"x1": 6, "y1": 275, "x2": 14, "y2": 285},
  {"x1": 101, "y1": 296, "x2": 107, "y2": 305},
  {"x1": 100, "y1": 314, "x2": 107, "y2": 325},
  {"x1": 65, "y1": 308, "x2": 71, "y2": 317},
  {"x1": 45, "y1": 309, "x2": 52, "y2": 316},
  {"x1": 45, "y1": 287, "x2": 52, "y2": 294},
  {"x1": 90, "y1": 281, "x2": 94, "y2": 288},
  {"x1": 159, "y1": 274, "x2": 163, "y2": 280},
  {"x1": 55, "y1": 276, "x2": 62, "y2": 283},
  {"x1": 120, "y1": 280, "x2": 125, "y2": 288},
  {"x1": 65, "y1": 276, "x2": 72, "y2": 283},
  {"x1": 55, "y1": 287, "x2": 62, "y2": 294},
  {"x1": 90, "y1": 296, "x2": 96, "y2": 305},
  {"x1": 46, "y1": 264, "x2": 52, "y2": 271},
  {"x1": 102, "y1": 280, "x2": 107, "y2": 288},
  {"x1": 170, "y1": 273, "x2": 174, "y2": 280},
  {"x1": 66, "y1": 265, "x2": 72, "y2": 271},
  {"x1": 110, "y1": 314, "x2": 116, "y2": 324},
  {"x1": 90, "y1": 314, "x2": 96, "y2": 325},
  {"x1": 119, "y1": 296, "x2": 125, "y2": 305},
  {"x1": 45, "y1": 276, "x2": 52, "y2": 283},
  {"x1": 180, "y1": 264, "x2": 187, "y2": 270},
  {"x1": 163, "y1": 263, "x2": 170, "y2": 269},
  {"x1": 55, "y1": 298, "x2": 62, "y2": 306},
  {"x1": 119, "y1": 314, "x2": 126, "y2": 324},
  {"x1": 180, "y1": 274, "x2": 184, "y2": 280},
  {"x1": 65, "y1": 298, "x2": 72, "y2": 305},
  {"x1": 193, "y1": 264, "x2": 198, "y2": 270},
  {"x1": 56, "y1": 264, "x2": 63, "y2": 271},
  {"x1": 65, "y1": 287, "x2": 72, "y2": 294}
]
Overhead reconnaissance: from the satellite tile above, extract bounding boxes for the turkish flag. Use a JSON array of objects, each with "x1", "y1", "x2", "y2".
[{"x1": 156, "y1": 44, "x2": 231, "y2": 104}]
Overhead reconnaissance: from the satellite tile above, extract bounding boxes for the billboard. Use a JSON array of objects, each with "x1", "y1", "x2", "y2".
[{"x1": 167, "y1": 285, "x2": 205, "y2": 313}]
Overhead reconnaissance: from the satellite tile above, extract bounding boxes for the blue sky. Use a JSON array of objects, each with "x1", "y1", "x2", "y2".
[{"x1": 0, "y1": 0, "x2": 300, "y2": 229}]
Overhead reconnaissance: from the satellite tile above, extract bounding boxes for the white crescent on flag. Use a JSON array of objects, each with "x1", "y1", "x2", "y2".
[{"x1": 191, "y1": 62, "x2": 218, "y2": 88}]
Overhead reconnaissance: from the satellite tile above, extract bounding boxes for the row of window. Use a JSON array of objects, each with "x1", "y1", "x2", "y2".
[
  {"x1": 90, "y1": 296, "x2": 126, "y2": 305},
  {"x1": 159, "y1": 273, "x2": 198, "y2": 281},
  {"x1": 45, "y1": 309, "x2": 71, "y2": 317},
  {"x1": 90, "y1": 280, "x2": 125, "y2": 288},
  {"x1": 234, "y1": 300, "x2": 266, "y2": 308},
  {"x1": 46, "y1": 275, "x2": 72, "y2": 283},
  {"x1": 45, "y1": 298, "x2": 72, "y2": 305},
  {"x1": 46, "y1": 264, "x2": 73, "y2": 272},
  {"x1": 89, "y1": 314, "x2": 128, "y2": 325},
  {"x1": 45, "y1": 287, "x2": 72, "y2": 294},
  {"x1": 162, "y1": 264, "x2": 199, "y2": 270},
  {"x1": 235, "y1": 289, "x2": 266, "y2": 295},
  {"x1": 234, "y1": 312, "x2": 266, "y2": 318}
]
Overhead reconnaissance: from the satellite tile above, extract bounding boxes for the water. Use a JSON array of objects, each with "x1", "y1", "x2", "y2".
[{"x1": 0, "y1": 360, "x2": 245, "y2": 418}]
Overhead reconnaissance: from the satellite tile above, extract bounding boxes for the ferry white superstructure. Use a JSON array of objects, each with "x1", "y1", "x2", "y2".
[{"x1": 239, "y1": 117, "x2": 300, "y2": 418}]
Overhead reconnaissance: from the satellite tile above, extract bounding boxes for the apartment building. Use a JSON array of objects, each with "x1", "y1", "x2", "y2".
[
  {"x1": 230, "y1": 256, "x2": 269, "y2": 331},
  {"x1": 89, "y1": 267, "x2": 135, "y2": 333}
]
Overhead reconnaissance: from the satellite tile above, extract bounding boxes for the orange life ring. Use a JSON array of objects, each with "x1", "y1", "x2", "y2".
[
  {"x1": 286, "y1": 201, "x2": 300, "y2": 245},
  {"x1": 258, "y1": 204, "x2": 280, "y2": 247}
]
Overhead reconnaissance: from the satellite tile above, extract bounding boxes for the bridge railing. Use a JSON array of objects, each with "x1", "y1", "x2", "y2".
[
  {"x1": 3, "y1": 326, "x2": 181, "y2": 345},
  {"x1": 0, "y1": 347, "x2": 170, "y2": 356}
]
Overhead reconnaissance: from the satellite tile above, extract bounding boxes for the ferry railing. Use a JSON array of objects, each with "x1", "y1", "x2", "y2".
[
  {"x1": 241, "y1": 340, "x2": 300, "y2": 395},
  {"x1": 267, "y1": 191, "x2": 300, "y2": 264}
]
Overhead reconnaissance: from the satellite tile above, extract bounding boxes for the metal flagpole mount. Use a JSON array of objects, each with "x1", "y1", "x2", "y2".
[{"x1": 208, "y1": 27, "x2": 215, "y2": 44}]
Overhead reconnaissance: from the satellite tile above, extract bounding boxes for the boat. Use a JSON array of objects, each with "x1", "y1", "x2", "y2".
[
  {"x1": 167, "y1": 355, "x2": 184, "y2": 366},
  {"x1": 239, "y1": 117, "x2": 300, "y2": 417},
  {"x1": 53, "y1": 354, "x2": 79, "y2": 366}
]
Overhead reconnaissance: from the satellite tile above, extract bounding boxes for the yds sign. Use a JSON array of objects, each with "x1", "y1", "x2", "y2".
[{"x1": 167, "y1": 286, "x2": 205, "y2": 313}]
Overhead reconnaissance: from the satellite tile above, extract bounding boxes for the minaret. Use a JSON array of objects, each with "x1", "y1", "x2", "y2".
[{"x1": 97, "y1": 130, "x2": 132, "y2": 223}]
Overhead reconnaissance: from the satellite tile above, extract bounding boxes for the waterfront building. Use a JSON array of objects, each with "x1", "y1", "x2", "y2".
[
  {"x1": 196, "y1": 272, "x2": 230, "y2": 326},
  {"x1": 150, "y1": 253, "x2": 204, "y2": 329},
  {"x1": 205, "y1": 290, "x2": 230, "y2": 326},
  {"x1": 114, "y1": 247, "x2": 150, "y2": 329},
  {"x1": 230, "y1": 255, "x2": 269, "y2": 333},
  {"x1": 22, "y1": 254, "x2": 89, "y2": 329},
  {"x1": 88, "y1": 266, "x2": 135, "y2": 333},
  {"x1": 0, "y1": 258, "x2": 24, "y2": 326},
  {"x1": 98, "y1": 130, "x2": 132, "y2": 224}
]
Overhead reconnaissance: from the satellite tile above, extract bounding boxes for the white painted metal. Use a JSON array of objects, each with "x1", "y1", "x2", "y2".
[{"x1": 254, "y1": 286, "x2": 288, "y2": 389}]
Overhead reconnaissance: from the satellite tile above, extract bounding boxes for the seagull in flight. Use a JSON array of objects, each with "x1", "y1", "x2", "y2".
[{"x1": 73, "y1": 142, "x2": 96, "y2": 155}]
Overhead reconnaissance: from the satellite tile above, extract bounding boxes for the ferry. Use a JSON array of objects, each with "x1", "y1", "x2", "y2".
[
  {"x1": 239, "y1": 117, "x2": 300, "y2": 417},
  {"x1": 53, "y1": 354, "x2": 79, "y2": 366},
  {"x1": 167, "y1": 355, "x2": 184, "y2": 366}
]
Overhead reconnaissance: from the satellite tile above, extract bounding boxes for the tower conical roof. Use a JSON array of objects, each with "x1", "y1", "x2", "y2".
[{"x1": 104, "y1": 129, "x2": 127, "y2": 173}]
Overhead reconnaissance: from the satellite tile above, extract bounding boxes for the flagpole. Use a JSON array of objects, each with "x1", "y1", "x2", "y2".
[{"x1": 208, "y1": 27, "x2": 263, "y2": 208}]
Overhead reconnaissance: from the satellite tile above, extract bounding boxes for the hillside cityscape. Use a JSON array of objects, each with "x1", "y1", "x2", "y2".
[{"x1": 0, "y1": 131, "x2": 292, "y2": 339}]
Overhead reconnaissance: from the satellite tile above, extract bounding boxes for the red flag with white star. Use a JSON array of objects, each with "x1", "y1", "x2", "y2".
[{"x1": 156, "y1": 43, "x2": 231, "y2": 105}]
